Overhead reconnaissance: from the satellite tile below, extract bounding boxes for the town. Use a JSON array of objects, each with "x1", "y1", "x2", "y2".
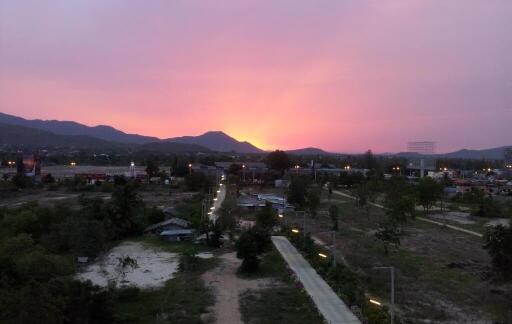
[
  {"x1": 1, "y1": 1, "x2": 510, "y2": 323},
  {"x1": 1, "y1": 140, "x2": 511, "y2": 323}
]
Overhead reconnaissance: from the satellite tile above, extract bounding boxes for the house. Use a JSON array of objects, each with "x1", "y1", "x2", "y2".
[
  {"x1": 144, "y1": 217, "x2": 192, "y2": 234},
  {"x1": 160, "y1": 229, "x2": 195, "y2": 242}
]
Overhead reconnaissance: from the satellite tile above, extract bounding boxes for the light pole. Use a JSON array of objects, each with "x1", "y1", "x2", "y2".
[
  {"x1": 373, "y1": 266, "x2": 395, "y2": 324},
  {"x1": 188, "y1": 163, "x2": 192, "y2": 175},
  {"x1": 242, "y1": 164, "x2": 246, "y2": 182}
]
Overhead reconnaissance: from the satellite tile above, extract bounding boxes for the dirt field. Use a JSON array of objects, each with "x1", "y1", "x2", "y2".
[
  {"x1": 77, "y1": 241, "x2": 179, "y2": 288},
  {"x1": 286, "y1": 192, "x2": 512, "y2": 323}
]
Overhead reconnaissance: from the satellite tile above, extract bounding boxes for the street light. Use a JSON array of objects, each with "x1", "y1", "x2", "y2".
[
  {"x1": 70, "y1": 162, "x2": 76, "y2": 166},
  {"x1": 373, "y1": 266, "x2": 395, "y2": 324},
  {"x1": 188, "y1": 163, "x2": 192, "y2": 175},
  {"x1": 291, "y1": 229, "x2": 300, "y2": 234},
  {"x1": 318, "y1": 253, "x2": 328, "y2": 258},
  {"x1": 369, "y1": 299, "x2": 382, "y2": 306}
]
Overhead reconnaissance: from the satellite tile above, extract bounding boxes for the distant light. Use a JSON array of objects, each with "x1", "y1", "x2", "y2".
[
  {"x1": 217, "y1": 190, "x2": 221, "y2": 193},
  {"x1": 369, "y1": 299, "x2": 382, "y2": 306},
  {"x1": 219, "y1": 183, "x2": 223, "y2": 186},
  {"x1": 70, "y1": 162, "x2": 76, "y2": 166},
  {"x1": 208, "y1": 212, "x2": 213, "y2": 215},
  {"x1": 242, "y1": 164, "x2": 246, "y2": 168},
  {"x1": 188, "y1": 163, "x2": 192, "y2": 168},
  {"x1": 318, "y1": 253, "x2": 328, "y2": 258},
  {"x1": 291, "y1": 229, "x2": 300, "y2": 233},
  {"x1": 210, "y1": 206, "x2": 215, "y2": 210},
  {"x1": 213, "y1": 198, "x2": 218, "y2": 201},
  {"x1": 278, "y1": 214, "x2": 284, "y2": 218},
  {"x1": 130, "y1": 162, "x2": 135, "y2": 167}
]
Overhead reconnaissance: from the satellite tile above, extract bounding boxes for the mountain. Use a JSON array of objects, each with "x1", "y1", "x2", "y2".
[
  {"x1": 441, "y1": 146, "x2": 511, "y2": 160},
  {"x1": 165, "y1": 131, "x2": 263, "y2": 153},
  {"x1": 0, "y1": 123, "x2": 126, "y2": 150},
  {"x1": 0, "y1": 112, "x2": 158, "y2": 144},
  {"x1": 138, "y1": 141, "x2": 211, "y2": 154},
  {"x1": 286, "y1": 147, "x2": 332, "y2": 155}
]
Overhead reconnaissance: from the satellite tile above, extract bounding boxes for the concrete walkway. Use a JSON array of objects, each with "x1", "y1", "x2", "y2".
[
  {"x1": 272, "y1": 236, "x2": 361, "y2": 324},
  {"x1": 332, "y1": 190, "x2": 483, "y2": 238}
]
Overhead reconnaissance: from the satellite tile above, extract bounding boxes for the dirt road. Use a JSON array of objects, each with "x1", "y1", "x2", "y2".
[{"x1": 202, "y1": 252, "x2": 275, "y2": 324}]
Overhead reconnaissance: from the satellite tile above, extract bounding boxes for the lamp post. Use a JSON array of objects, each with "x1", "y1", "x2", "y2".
[
  {"x1": 373, "y1": 266, "x2": 395, "y2": 324},
  {"x1": 188, "y1": 163, "x2": 192, "y2": 175},
  {"x1": 242, "y1": 164, "x2": 246, "y2": 182}
]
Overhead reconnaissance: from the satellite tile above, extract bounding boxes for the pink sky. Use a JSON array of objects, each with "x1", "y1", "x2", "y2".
[{"x1": 0, "y1": 0, "x2": 511, "y2": 153}]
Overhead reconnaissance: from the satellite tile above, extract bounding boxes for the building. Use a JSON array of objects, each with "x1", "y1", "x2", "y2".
[
  {"x1": 144, "y1": 217, "x2": 195, "y2": 241},
  {"x1": 407, "y1": 141, "x2": 436, "y2": 154},
  {"x1": 16, "y1": 151, "x2": 41, "y2": 177}
]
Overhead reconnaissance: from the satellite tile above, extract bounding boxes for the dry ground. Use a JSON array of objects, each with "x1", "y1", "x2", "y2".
[
  {"x1": 201, "y1": 252, "x2": 277, "y2": 324},
  {"x1": 286, "y1": 193, "x2": 512, "y2": 323}
]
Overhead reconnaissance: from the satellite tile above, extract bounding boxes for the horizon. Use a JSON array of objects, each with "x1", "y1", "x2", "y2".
[
  {"x1": 1, "y1": 1, "x2": 511, "y2": 152},
  {"x1": 2, "y1": 111, "x2": 510, "y2": 155}
]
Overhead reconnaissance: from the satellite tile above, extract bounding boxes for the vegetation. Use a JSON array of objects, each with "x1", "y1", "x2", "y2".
[
  {"x1": 484, "y1": 225, "x2": 512, "y2": 280},
  {"x1": 235, "y1": 226, "x2": 272, "y2": 273},
  {"x1": 0, "y1": 179, "x2": 166, "y2": 323}
]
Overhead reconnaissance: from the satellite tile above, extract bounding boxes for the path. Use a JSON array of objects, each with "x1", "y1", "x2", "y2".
[
  {"x1": 331, "y1": 190, "x2": 483, "y2": 238},
  {"x1": 272, "y1": 236, "x2": 361, "y2": 324},
  {"x1": 202, "y1": 252, "x2": 275, "y2": 324}
]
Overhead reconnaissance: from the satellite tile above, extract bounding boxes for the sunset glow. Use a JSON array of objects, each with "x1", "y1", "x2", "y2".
[{"x1": 0, "y1": 1, "x2": 510, "y2": 152}]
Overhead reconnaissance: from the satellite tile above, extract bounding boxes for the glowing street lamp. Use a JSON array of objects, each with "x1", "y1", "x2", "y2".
[
  {"x1": 318, "y1": 253, "x2": 328, "y2": 259},
  {"x1": 70, "y1": 162, "x2": 76, "y2": 166},
  {"x1": 369, "y1": 299, "x2": 382, "y2": 306},
  {"x1": 278, "y1": 214, "x2": 284, "y2": 218},
  {"x1": 291, "y1": 229, "x2": 300, "y2": 234}
]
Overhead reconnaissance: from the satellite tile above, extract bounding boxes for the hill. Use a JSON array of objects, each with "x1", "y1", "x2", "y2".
[
  {"x1": 0, "y1": 112, "x2": 158, "y2": 144},
  {"x1": 441, "y1": 146, "x2": 511, "y2": 160},
  {"x1": 286, "y1": 147, "x2": 332, "y2": 155},
  {"x1": 138, "y1": 142, "x2": 211, "y2": 154},
  {"x1": 0, "y1": 123, "x2": 126, "y2": 150},
  {"x1": 165, "y1": 131, "x2": 263, "y2": 153}
]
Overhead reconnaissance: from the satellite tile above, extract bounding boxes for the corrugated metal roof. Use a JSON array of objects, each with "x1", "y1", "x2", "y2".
[
  {"x1": 144, "y1": 217, "x2": 190, "y2": 232},
  {"x1": 160, "y1": 229, "x2": 194, "y2": 236}
]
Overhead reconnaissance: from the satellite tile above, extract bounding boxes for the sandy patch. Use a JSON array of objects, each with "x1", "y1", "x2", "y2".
[
  {"x1": 485, "y1": 218, "x2": 510, "y2": 227},
  {"x1": 77, "y1": 241, "x2": 178, "y2": 289},
  {"x1": 428, "y1": 211, "x2": 476, "y2": 224},
  {"x1": 197, "y1": 252, "x2": 214, "y2": 259}
]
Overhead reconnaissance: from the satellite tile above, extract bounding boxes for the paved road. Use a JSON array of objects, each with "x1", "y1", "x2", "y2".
[
  {"x1": 332, "y1": 190, "x2": 483, "y2": 238},
  {"x1": 272, "y1": 236, "x2": 361, "y2": 324},
  {"x1": 210, "y1": 183, "x2": 227, "y2": 222}
]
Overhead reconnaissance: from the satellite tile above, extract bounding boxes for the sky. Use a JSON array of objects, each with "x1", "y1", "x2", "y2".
[{"x1": 0, "y1": 0, "x2": 511, "y2": 153}]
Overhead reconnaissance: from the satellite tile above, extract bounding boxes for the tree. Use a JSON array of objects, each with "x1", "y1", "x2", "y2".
[
  {"x1": 483, "y1": 225, "x2": 512, "y2": 280},
  {"x1": 307, "y1": 187, "x2": 321, "y2": 218},
  {"x1": 266, "y1": 150, "x2": 290, "y2": 176},
  {"x1": 287, "y1": 176, "x2": 309, "y2": 207},
  {"x1": 255, "y1": 202, "x2": 278, "y2": 230},
  {"x1": 355, "y1": 183, "x2": 371, "y2": 220},
  {"x1": 235, "y1": 227, "x2": 271, "y2": 272},
  {"x1": 387, "y1": 195, "x2": 416, "y2": 230},
  {"x1": 116, "y1": 256, "x2": 138, "y2": 281},
  {"x1": 474, "y1": 197, "x2": 503, "y2": 218},
  {"x1": 328, "y1": 205, "x2": 339, "y2": 231},
  {"x1": 145, "y1": 160, "x2": 159, "y2": 178},
  {"x1": 417, "y1": 177, "x2": 442, "y2": 215},
  {"x1": 375, "y1": 220, "x2": 401, "y2": 255}
]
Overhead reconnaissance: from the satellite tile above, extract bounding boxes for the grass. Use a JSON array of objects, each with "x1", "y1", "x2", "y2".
[
  {"x1": 112, "y1": 271, "x2": 214, "y2": 324},
  {"x1": 240, "y1": 287, "x2": 324, "y2": 324},
  {"x1": 238, "y1": 248, "x2": 324, "y2": 324},
  {"x1": 302, "y1": 190, "x2": 512, "y2": 322}
]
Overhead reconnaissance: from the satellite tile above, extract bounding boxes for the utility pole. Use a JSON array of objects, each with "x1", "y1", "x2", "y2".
[
  {"x1": 331, "y1": 230, "x2": 336, "y2": 267},
  {"x1": 373, "y1": 266, "x2": 395, "y2": 324}
]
